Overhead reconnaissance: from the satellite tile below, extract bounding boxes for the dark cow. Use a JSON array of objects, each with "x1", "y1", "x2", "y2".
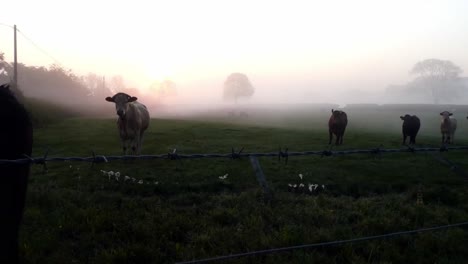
[
  {"x1": 0, "y1": 83, "x2": 33, "y2": 263},
  {"x1": 328, "y1": 109, "x2": 348, "y2": 145},
  {"x1": 400, "y1": 114, "x2": 420, "y2": 145},
  {"x1": 106, "y1": 92, "x2": 150, "y2": 155}
]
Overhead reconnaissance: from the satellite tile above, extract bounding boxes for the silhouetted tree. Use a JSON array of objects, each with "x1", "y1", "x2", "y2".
[
  {"x1": 409, "y1": 59, "x2": 463, "y2": 104},
  {"x1": 223, "y1": 73, "x2": 254, "y2": 103}
]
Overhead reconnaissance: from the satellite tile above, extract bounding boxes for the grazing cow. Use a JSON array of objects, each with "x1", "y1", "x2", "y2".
[
  {"x1": 0, "y1": 83, "x2": 33, "y2": 263},
  {"x1": 440, "y1": 111, "x2": 457, "y2": 144},
  {"x1": 328, "y1": 109, "x2": 348, "y2": 145},
  {"x1": 106, "y1": 93, "x2": 150, "y2": 155},
  {"x1": 400, "y1": 114, "x2": 421, "y2": 145}
]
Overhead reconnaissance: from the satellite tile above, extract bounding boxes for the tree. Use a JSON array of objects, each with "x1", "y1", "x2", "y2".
[
  {"x1": 223, "y1": 73, "x2": 254, "y2": 103},
  {"x1": 409, "y1": 59, "x2": 463, "y2": 104},
  {"x1": 149, "y1": 80, "x2": 177, "y2": 97}
]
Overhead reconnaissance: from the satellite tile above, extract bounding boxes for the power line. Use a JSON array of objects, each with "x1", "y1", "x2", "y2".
[
  {"x1": 176, "y1": 221, "x2": 468, "y2": 263},
  {"x1": 0, "y1": 22, "x2": 13, "y2": 28},
  {"x1": 15, "y1": 27, "x2": 64, "y2": 67}
]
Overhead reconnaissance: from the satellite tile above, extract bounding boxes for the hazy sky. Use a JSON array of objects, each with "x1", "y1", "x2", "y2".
[{"x1": 1, "y1": 0, "x2": 468, "y2": 103}]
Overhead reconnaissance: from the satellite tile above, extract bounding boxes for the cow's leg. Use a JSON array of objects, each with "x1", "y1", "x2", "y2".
[
  {"x1": 328, "y1": 130, "x2": 333, "y2": 145},
  {"x1": 122, "y1": 140, "x2": 127, "y2": 155},
  {"x1": 402, "y1": 134, "x2": 407, "y2": 145},
  {"x1": 138, "y1": 130, "x2": 145, "y2": 155}
]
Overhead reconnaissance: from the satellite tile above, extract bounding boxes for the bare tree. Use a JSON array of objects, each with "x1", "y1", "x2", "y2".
[
  {"x1": 223, "y1": 73, "x2": 254, "y2": 103},
  {"x1": 410, "y1": 59, "x2": 463, "y2": 104}
]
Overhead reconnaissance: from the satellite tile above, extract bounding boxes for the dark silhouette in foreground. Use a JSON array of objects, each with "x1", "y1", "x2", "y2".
[{"x1": 0, "y1": 83, "x2": 33, "y2": 263}]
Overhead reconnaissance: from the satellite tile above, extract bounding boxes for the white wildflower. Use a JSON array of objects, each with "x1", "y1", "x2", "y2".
[
  {"x1": 101, "y1": 170, "x2": 107, "y2": 175},
  {"x1": 293, "y1": 184, "x2": 297, "y2": 188},
  {"x1": 132, "y1": 177, "x2": 136, "y2": 182},
  {"x1": 108, "y1": 171, "x2": 114, "y2": 176},
  {"x1": 218, "y1": 173, "x2": 228, "y2": 180},
  {"x1": 299, "y1": 174, "x2": 303, "y2": 180},
  {"x1": 322, "y1": 185, "x2": 325, "y2": 189},
  {"x1": 313, "y1": 184, "x2": 318, "y2": 190},
  {"x1": 115, "y1": 172, "x2": 120, "y2": 177},
  {"x1": 288, "y1": 184, "x2": 293, "y2": 187},
  {"x1": 299, "y1": 183, "x2": 305, "y2": 188},
  {"x1": 154, "y1": 181, "x2": 159, "y2": 185},
  {"x1": 124, "y1": 176, "x2": 131, "y2": 181},
  {"x1": 138, "y1": 180, "x2": 143, "y2": 184},
  {"x1": 308, "y1": 184, "x2": 313, "y2": 192},
  {"x1": 69, "y1": 165, "x2": 72, "y2": 169}
]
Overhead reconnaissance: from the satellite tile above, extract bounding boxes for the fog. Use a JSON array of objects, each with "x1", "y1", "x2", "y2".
[{"x1": 1, "y1": 0, "x2": 468, "y2": 124}]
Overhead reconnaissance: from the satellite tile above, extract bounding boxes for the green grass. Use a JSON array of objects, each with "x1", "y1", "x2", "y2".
[{"x1": 20, "y1": 116, "x2": 468, "y2": 263}]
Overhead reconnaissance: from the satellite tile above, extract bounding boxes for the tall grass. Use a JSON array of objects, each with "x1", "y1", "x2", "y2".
[{"x1": 19, "y1": 117, "x2": 468, "y2": 263}]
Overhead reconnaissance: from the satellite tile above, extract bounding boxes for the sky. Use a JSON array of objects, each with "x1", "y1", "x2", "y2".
[{"x1": 1, "y1": 0, "x2": 468, "y2": 104}]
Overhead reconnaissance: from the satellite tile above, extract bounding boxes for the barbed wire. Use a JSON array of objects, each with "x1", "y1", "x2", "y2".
[
  {"x1": 176, "y1": 221, "x2": 468, "y2": 263},
  {"x1": 1, "y1": 145, "x2": 467, "y2": 166}
]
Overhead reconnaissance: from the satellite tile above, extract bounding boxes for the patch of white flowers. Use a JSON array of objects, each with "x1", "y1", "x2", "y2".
[
  {"x1": 101, "y1": 170, "x2": 159, "y2": 185},
  {"x1": 288, "y1": 173, "x2": 326, "y2": 194},
  {"x1": 218, "y1": 173, "x2": 228, "y2": 180}
]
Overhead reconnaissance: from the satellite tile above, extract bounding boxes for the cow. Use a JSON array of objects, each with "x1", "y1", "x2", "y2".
[
  {"x1": 400, "y1": 114, "x2": 420, "y2": 145},
  {"x1": 440, "y1": 111, "x2": 457, "y2": 144},
  {"x1": 328, "y1": 109, "x2": 348, "y2": 145},
  {"x1": 0, "y1": 83, "x2": 33, "y2": 263},
  {"x1": 105, "y1": 92, "x2": 150, "y2": 155}
]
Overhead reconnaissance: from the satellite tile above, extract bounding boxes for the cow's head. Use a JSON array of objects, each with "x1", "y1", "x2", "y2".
[
  {"x1": 400, "y1": 114, "x2": 412, "y2": 121},
  {"x1": 331, "y1": 109, "x2": 346, "y2": 118},
  {"x1": 105, "y1": 93, "x2": 137, "y2": 118},
  {"x1": 440, "y1": 111, "x2": 453, "y2": 120}
]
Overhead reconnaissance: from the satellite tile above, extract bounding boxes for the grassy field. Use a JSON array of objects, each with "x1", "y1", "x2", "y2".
[{"x1": 20, "y1": 110, "x2": 468, "y2": 263}]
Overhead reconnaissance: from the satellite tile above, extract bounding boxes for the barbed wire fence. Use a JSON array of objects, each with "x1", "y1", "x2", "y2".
[
  {"x1": 2, "y1": 145, "x2": 468, "y2": 262},
  {"x1": 2, "y1": 145, "x2": 468, "y2": 197}
]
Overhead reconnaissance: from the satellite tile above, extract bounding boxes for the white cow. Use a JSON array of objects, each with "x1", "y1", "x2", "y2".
[
  {"x1": 440, "y1": 111, "x2": 457, "y2": 144},
  {"x1": 106, "y1": 93, "x2": 150, "y2": 155}
]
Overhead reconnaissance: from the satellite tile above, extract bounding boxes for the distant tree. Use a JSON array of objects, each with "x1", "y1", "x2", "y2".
[
  {"x1": 0, "y1": 51, "x2": 6, "y2": 76},
  {"x1": 409, "y1": 59, "x2": 463, "y2": 104},
  {"x1": 149, "y1": 79, "x2": 177, "y2": 98},
  {"x1": 110, "y1": 75, "x2": 126, "y2": 93},
  {"x1": 223, "y1": 73, "x2": 254, "y2": 103}
]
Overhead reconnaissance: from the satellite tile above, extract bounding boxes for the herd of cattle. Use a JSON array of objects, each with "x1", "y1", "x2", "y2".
[
  {"x1": 329, "y1": 109, "x2": 462, "y2": 146},
  {"x1": 1, "y1": 85, "x2": 468, "y2": 262}
]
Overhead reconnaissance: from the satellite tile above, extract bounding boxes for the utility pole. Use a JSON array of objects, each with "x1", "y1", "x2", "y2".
[{"x1": 13, "y1": 24, "x2": 17, "y2": 88}]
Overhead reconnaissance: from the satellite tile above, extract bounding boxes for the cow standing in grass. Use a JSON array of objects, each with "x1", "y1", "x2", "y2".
[
  {"x1": 0, "y1": 83, "x2": 33, "y2": 263},
  {"x1": 440, "y1": 111, "x2": 457, "y2": 144},
  {"x1": 328, "y1": 109, "x2": 348, "y2": 145},
  {"x1": 106, "y1": 93, "x2": 150, "y2": 155},
  {"x1": 400, "y1": 114, "x2": 420, "y2": 145}
]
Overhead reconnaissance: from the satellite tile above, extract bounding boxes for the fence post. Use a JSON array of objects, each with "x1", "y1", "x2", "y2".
[{"x1": 249, "y1": 156, "x2": 272, "y2": 201}]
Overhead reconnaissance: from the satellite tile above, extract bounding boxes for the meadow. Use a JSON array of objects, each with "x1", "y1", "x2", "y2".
[{"x1": 20, "y1": 105, "x2": 468, "y2": 263}]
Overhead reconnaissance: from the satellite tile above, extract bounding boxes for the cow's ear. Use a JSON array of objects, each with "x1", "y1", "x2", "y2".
[
  {"x1": 439, "y1": 112, "x2": 443, "y2": 115},
  {"x1": 331, "y1": 109, "x2": 334, "y2": 113},
  {"x1": 0, "y1": 83, "x2": 10, "y2": 90},
  {"x1": 400, "y1": 116, "x2": 404, "y2": 120},
  {"x1": 105, "y1": 97, "x2": 114, "y2": 102},
  {"x1": 449, "y1": 113, "x2": 453, "y2": 116},
  {"x1": 128, "y1": 96, "x2": 138, "y2": 102}
]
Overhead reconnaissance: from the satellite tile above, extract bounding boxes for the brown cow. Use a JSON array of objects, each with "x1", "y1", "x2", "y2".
[
  {"x1": 328, "y1": 109, "x2": 348, "y2": 145},
  {"x1": 0, "y1": 83, "x2": 33, "y2": 263},
  {"x1": 106, "y1": 92, "x2": 150, "y2": 155}
]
